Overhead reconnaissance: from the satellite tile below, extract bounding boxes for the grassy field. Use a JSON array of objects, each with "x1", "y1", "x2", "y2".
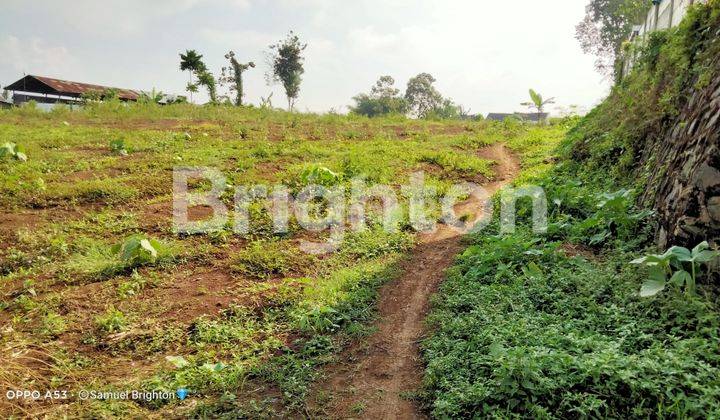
[{"x1": 0, "y1": 102, "x2": 557, "y2": 418}]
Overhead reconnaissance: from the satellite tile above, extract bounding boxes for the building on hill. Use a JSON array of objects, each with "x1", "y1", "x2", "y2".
[
  {"x1": 4, "y1": 75, "x2": 140, "y2": 105},
  {"x1": 486, "y1": 112, "x2": 549, "y2": 123},
  {"x1": 3, "y1": 75, "x2": 186, "y2": 107}
]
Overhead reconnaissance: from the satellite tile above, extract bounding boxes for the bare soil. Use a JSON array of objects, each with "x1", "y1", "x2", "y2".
[{"x1": 315, "y1": 143, "x2": 520, "y2": 419}]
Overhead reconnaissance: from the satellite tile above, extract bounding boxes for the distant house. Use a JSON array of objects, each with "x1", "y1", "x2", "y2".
[
  {"x1": 486, "y1": 112, "x2": 549, "y2": 123},
  {"x1": 4, "y1": 75, "x2": 141, "y2": 106},
  {"x1": 3, "y1": 75, "x2": 185, "y2": 107}
]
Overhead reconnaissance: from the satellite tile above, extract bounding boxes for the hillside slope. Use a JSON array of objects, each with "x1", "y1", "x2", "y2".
[
  {"x1": 421, "y1": 2, "x2": 720, "y2": 418},
  {"x1": 565, "y1": 1, "x2": 720, "y2": 248}
]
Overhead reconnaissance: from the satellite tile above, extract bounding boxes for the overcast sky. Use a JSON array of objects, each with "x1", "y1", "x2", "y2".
[{"x1": 0, "y1": 0, "x2": 610, "y2": 115}]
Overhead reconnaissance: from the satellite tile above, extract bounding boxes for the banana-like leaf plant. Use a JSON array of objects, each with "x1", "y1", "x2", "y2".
[
  {"x1": 631, "y1": 241, "x2": 719, "y2": 297},
  {"x1": 521, "y1": 89, "x2": 555, "y2": 123}
]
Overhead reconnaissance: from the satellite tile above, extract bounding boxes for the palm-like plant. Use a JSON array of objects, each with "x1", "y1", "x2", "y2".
[
  {"x1": 521, "y1": 89, "x2": 555, "y2": 123},
  {"x1": 179, "y1": 50, "x2": 206, "y2": 103}
]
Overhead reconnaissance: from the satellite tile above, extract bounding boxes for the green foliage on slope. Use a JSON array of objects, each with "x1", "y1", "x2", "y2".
[
  {"x1": 422, "y1": 3, "x2": 720, "y2": 417},
  {"x1": 565, "y1": 1, "x2": 720, "y2": 180}
]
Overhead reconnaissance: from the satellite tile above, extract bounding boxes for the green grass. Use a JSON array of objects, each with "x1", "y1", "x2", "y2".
[
  {"x1": 420, "y1": 5, "x2": 720, "y2": 414},
  {"x1": 0, "y1": 102, "x2": 550, "y2": 418},
  {"x1": 422, "y1": 149, "x2": 720, "y2": 418}
]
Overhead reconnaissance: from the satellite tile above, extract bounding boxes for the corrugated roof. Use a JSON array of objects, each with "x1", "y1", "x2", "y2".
[
  {"x1": 5, "y1": 75, "x2": 140, "y2": 101},
  {"x1": 486, "y1": 112, "x2": 549, "y2": 122}
]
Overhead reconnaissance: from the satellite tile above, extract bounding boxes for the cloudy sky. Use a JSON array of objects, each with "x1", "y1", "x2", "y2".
[{"x1": 0, "y1": 0, "x2": 610, "y2": 115}]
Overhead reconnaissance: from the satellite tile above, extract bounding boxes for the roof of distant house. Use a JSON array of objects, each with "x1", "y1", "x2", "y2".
[
  {"x1": 486, "y1": 112, "x2": 549, "y2": 122},
  {"x1": 4, "y1": 75, "x2": 140, "y2": 101}
]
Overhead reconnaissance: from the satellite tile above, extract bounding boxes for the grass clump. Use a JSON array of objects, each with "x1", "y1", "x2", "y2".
[{"x1": 232, "y1": 240, "x2": 313, "y2": 279}]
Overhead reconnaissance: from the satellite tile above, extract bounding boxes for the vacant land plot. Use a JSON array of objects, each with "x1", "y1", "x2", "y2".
[{"x1": 0, "y1": 103, "x2": 560, "y2": 418}]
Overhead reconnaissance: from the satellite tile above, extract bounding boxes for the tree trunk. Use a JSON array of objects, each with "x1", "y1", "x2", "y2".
[{"x1": 188, "y1": 71, "x2": 194, "y2": 104}]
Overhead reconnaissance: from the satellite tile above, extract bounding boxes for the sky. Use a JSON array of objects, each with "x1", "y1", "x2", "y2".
[{"x1": 0, "y1": 0, "x2": 611, "y2": 115}]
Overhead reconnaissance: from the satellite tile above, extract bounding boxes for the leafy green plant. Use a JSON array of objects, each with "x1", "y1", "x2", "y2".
[
  {"x1": 112, "y1": 236, "x2": 166, "y2": 267},
  {"x1": 41, "y1": 312, "x2": 67, "y2": 337},
  {"x1": 95, "y1": 306, "x2": 127, "y2": 333},
  {"x1": 117, "y1": 270, "x2": 152, "y2": 299},
  {"x1": 631, "y1": 241, "x2": 719, "y2": 297},
  {"x1": 299, "y1": 164, "x2": 341, "y2": 186},
  {"x1": 109, "y1": 139, "x2": 128, "y2": 156},
  {"x1": 573, "y1": 189, "x2": 652, "y2": 245},
  {"x1": 0, "y1": 142, "x2": 27, "y2": 161}
]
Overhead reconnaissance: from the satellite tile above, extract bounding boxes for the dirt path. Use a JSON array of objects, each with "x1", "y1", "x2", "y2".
[{"x1": 314, "y1": 143, "x2": 520, "y2": 419}]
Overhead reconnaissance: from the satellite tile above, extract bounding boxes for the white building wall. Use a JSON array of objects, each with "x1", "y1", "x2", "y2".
[
  {"x1": 623, "y1": 0, "x2": 709, "y2": 77},
  {"x1": 658, "y1": 0, "x2": 673, "y2": 29}
]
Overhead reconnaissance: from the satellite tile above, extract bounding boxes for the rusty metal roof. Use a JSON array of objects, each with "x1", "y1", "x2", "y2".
[{"x1": 4, "y1": 75, "x2": 140, "y2": 101}]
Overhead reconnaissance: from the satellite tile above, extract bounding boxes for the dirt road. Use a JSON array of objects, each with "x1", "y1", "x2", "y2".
[{"x1": 316, "y1": 143, "x2": 520, "y2": 419}]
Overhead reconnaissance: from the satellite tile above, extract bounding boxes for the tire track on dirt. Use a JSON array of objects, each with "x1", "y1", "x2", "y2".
[{"x1": 314, "y1": 143, "x2": 520, "y2": 419}]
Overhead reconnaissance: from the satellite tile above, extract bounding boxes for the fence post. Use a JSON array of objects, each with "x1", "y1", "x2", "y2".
[{"x1": 669, "y1": 0, "x2": 675, "y2": 27}]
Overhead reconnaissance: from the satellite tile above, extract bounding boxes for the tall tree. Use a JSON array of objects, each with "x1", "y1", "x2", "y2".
[
  {"x1": 405, "y1": 73, "x2": 443, "y2": 118},
  {"x1": 576, "y1": 0, "x2": 650, "y2": 76},
  {"x1": 267, "y1": 31, "x2": 307, "y2": 111},
  {"x1": 179, "y1": 50, "x2": 206, "y2": 103},
  {"x1": 220, "y1": 50, "x2": 255, "y2": 106},
  {"x1": 179, "y1": 49, "x2": 217, "y2": 104}
]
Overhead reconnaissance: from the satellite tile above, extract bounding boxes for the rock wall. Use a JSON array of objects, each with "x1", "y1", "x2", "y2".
[{"x1": 640, "y1": 56, "x2": 720, "y2": 248}]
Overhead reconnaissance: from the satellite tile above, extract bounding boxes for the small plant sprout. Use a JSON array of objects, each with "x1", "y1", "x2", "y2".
[
  {"x1": 95, "y1": 306, "x2": 127, "y2": 333},
  {"x1": 631, "y1": 241, "x2": 719, "y2": 297}
]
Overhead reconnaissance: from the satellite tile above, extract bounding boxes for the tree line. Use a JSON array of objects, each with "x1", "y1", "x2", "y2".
[{"x1": 349, "y1": 73, "x2": 473, "y2": 120}]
